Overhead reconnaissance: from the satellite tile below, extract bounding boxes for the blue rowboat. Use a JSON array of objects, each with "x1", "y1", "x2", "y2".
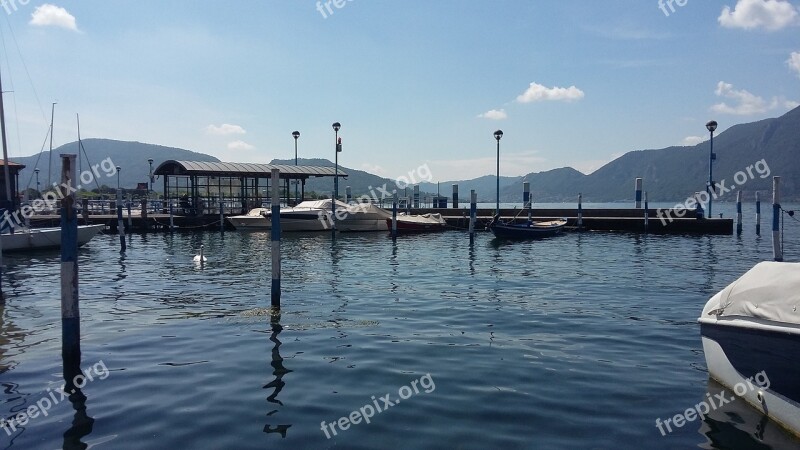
[{"x1": 488, "y1": 216, "x2": 567, "y2": 239}]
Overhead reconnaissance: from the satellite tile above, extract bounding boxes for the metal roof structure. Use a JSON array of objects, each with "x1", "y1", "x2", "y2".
[{"x1": 154, "y1": 160, "x2": 346, "y2": 178}]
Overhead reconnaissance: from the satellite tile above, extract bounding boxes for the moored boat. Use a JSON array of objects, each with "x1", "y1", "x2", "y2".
[
  {"x1": 488, "y1": 215, "x2": 566, "y2": 239},
  {"x1": 1, "y1": 224, "x2": 105, "y2": 252},
  {"x1": 698, "y1": 261, "x2": 800, "y2": 437},
  {"x1": 386, "y1": 213, "x2": 446, "y2": 233},
  {"x1": 228, "y1": 199, "x2": 391, "y2": 232}
]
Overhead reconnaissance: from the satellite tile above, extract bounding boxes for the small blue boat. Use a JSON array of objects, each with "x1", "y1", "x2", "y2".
[{"x1": 488, "y1": 216, "x2": 567, "y2": 239}]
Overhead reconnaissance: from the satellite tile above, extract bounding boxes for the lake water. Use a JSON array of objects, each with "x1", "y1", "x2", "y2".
[{"x1": 1, "y1": 203, "x2": 799, "y2": 449}]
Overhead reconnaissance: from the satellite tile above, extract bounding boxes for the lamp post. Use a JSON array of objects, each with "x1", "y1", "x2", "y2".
[
  {"x1": 332, "y1": 122, "x2": 341, "y2": 200},
  {"x1": 34, "y1": 168, "x2": 40, "y2": 196},
  {"x1": 292, "y1": 131, "x2": 300, "y2": 204},
  {"x1": 494, "y1": 130, "x2": 503, "y2": 215},
  {"x1": 148, "y1": 158, "x2": 154, "y2": 194},
  {"x1": 705, "y1": 120, "x2": 717, "y2": 218}
]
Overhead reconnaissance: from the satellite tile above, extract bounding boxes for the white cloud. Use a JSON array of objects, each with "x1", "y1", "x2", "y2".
[
  {"x1": 227, "y1": 140, "x2": 255, "y2": 151},
  {"x1": 718, "y1": 0, "x2": 800, "y2": 31},
  {"x1": 516, "y1": 82, "x2": 585, "y2": 103},
  {"x1": 788, "y1": 51, "x2": 800, "y2": 77},
  {"x1": 711, "y1": 81, "x2": 800, "y2": 115},
  {"x1": 478, "y1": 109, "x2": 508, "y2": 120},
  {"x1": 29, "y1": 4, "x2": 79, "y2": 32},
  {"x1": 206, "y1": 123, "x2": 246, "y2": 135},
  {"x1": 681, "y1": 136, "x2": 706, "y2": 146}
]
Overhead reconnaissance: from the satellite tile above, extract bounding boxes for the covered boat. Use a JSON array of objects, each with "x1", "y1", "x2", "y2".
[
  {"x1": 387, "y1": 213, "x2": 446, "y2": 233},
  {"x1": 699, "y1": 261, "x2": 800, "y2": 437}
]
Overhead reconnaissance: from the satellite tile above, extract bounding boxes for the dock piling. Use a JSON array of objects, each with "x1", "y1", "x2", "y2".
[
  {"x1": 127, "y1": 193, "x2": 133, "y2": 229},
  {"x1": 392, "y1": 191, "x2": 398, "y2": 239},
  {"x1": 577, "y1": 193, "x2": 583, "y2": 230},
  {"x1": 60, "y1": 154, "x2": 81, "y2": 390},
  {"x1": 523, "y1": 181, "x2": 531, "y2": 221},
  {"x1": 271, "y1": 168, "x2": 281, "y2": 307},
  {"x1": 452, "y1": 184, "x2": 458, "y2": 209},
  {"x1": 141, "y1": 198, "x2": 148, "y2": 230},
  {"x1": 169, "y1": 201, "x2": 174, "y2": 231},
  {"x1": 755, "y1": 192, "x2": 761, "y2": 236},
  {"x1": 736, "y1": 191, "x2": 743, "y2": 235},
  {"x1": 773, "y1": 177, "x2": 782, "y2": 262},
  {"x1": 644, "y1": 191, "x2": 649, "y2": 232},
  {"x1": 116, "y1": 189, "x2": 126, "y2": 252},
  {"x1": 219, "y1": 200, "x2": 224, "y2": 233},
  {"x1": 413, "y1": 185, "x2": 420, "y2": 209},
  {"x1": 346, "y1": 186, "x2": 352, "y2": 204},
  {"x1": 469, "y1": 190, "x2": 476, "y2": 241},
  {"x1": 635, "y1": 178, "x2": 643, "y2": 208}
]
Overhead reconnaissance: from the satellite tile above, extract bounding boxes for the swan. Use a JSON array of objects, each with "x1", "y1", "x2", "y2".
[{"x1": 193, "y1": 245, "x2": 207, "y2": 263}]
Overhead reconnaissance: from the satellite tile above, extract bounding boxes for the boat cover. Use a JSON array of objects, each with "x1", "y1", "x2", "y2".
[
  {"x1": 700, "y1": 261, "x2": 800, "y2": 325},
  {"x1": 397, "y1": 213, "x2": 446, "y2": 224}
]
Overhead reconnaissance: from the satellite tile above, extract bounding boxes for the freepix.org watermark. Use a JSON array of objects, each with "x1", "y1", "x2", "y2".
[
  {"x1": 1, "y1": 360, "x2": 110, "y2": 436},
  {"x1": 320, "y1": 373, "x2": 435, "y2": 439},
  {"x1": 657, "y1": 158, "x2": 770, "y2": 225},
  {"x1": 1, "y1": 157, "x2": 118, "y2": 230},
  {"x1": 316, "y1": 0, "x2": 354, "y2": 19},
  {"x1": 655, "y1": 370, "x2": 770, "y2": 436},
  {"x1": 1, "y1": 0, "x2": 31, "y2": 16},
  {"x1": 658, "y1": 0, "x2": 689, "y2": 17}
]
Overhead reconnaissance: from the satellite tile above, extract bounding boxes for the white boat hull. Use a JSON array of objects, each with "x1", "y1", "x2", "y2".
[{"x1": 1, "y1": 224, "x2": 105, "y2": 252}]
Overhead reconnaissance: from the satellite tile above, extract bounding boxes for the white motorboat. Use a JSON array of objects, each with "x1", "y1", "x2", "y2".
[
  {"x1": 228, "y1": 200, "x2": 391, "y2": 232},
  {"x1": 698, "y1": 261, "x2": 800, "y2": 437},
  {"x1": 1, "y1": 224, "x2": 105, "y2": 252}
]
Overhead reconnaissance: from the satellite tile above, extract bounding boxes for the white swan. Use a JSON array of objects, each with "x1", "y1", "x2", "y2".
[{"x1": 193, "y1": 244, "x2": 207, "y2": 263}]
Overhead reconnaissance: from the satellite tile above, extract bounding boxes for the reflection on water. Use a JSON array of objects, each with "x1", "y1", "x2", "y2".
[{"x1": 263, "y1": 311, "x2": 291, "y2": 438}]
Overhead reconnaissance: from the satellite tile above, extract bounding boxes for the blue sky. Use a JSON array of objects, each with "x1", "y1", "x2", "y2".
[{"x1": 0, "y1": 0, "x2": 798, "y2": 181}]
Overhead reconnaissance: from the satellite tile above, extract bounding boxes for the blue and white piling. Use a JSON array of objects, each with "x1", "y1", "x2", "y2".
[
  {"x1": 635, "y1": 178, "x2": 643, "y2": 208},
  {"x1": 523, "y1": 181, "x2": 531, "y2": 221},
  {"x1": 116, "y1": 189, "x2": 126, "y2": 252},
  {"x1": 271, "y1": 168, "x2": 281, "y2": 307},
  {"x1": 413, "y1": 185, "x2": 420, "y2": 209},
  {"x1": 391, "y1": 191, "x2": 398, "y2": 239},
  {"x1": 469, "y1": 190, "x2": 477, "y2": 241},
  {"x1": 577, "y1": 193, "x2": 583, "y2": 230},
  {"x1": 452, "y1": 184, "x2": 458, "y2": 209},
  {"x1": 755, "y1": 192, "x2": 761, "y2": 236},
  {"x1": 772, "y1": 176, "x2": 782, "y2": 262},
  {"x1": 736, "y1": 191, "x2": 743, "y2": 235},
  {"x1": 60, "y1": 154, "x2": 81, "y2": 389}
]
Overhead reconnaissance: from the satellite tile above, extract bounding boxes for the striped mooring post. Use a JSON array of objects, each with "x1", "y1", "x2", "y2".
[
  {"x1": 644, "y1": 191, "x2": 649, "y2": 231},
  {"x1": 736, "y1": 191, "x2": 743, "y2": 235},
  {"x1": 523, "y1": 181, "x2": 531, "y2": 221},
  {"x1": 60, "y1": 154, "x2": 81, "y2": 390},
  {"x1": 755, "y1": 192, "x2": 761, "y2": 236},
  {"x1": 116, "y1": 188, "x2": 126, "y2": 252},
  {"x1": 413, "y1": 185, "x2": 420, "y2": 209},
  {"x1": 391, "y1": 191, "x2": 398, "y2": 239},
  {"x1": 271, "y1": 168, "x2": 281, "y2": 307},
  {"x1": 577, "y1": 193, "x2": 583, "y2": 229},
  {"x1": 772, "y1": 176, "x2": 782, "y2": 262},
  {"x1": 635, "y1": 178, "x2": 643, "y2": 208},
  {"x1": 469, "y1": 190, "x2": 477, "y2": 241},
  {"x1": 452, "y1": 184, "x2": 458, "y2": 209}
]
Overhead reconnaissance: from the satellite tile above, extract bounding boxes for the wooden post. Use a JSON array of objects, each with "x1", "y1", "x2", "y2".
[
  {"x1": 271, "y1": 169, "x2": 281, "y2": 308},
  {"x1": 736, "y1": 191, "x2": 743, "y2": 235},
  {"x1": 60, "y1": 154, "x2": 81, "y2": 391},
  {"x1": 773, "y1": 177, "x2": 782, "y2": 262},
  {"x1": 391, "y1": 191, "x2": 398, "y2": 239},
  {"x1": 635, "y1": 178, "x2": 643, "y2": 208},
  {"x1": 469, "y1": 190, "x2": 476, "y2": 241},
  {"x1": 116, "y1": 189, "x2": 126, "y2": 252},
  {"x1": 755, "y1": 192, "x2": 761, "y2": 236},
  {"x1": 452, "y1": 184, "x2": 458, "y2": 209}
]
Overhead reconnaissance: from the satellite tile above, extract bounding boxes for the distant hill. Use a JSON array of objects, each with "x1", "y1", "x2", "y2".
[
  {"x1": 7, "y1": 106, "x2": 798, "y2": 201},
  {"x1": 12, "y1": 138, "x2": 220, "y2": 191}
]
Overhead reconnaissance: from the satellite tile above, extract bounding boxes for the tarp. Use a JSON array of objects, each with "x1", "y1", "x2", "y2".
[{"x1": 700, "y1": 261, "x2": 800, "y2": 325}]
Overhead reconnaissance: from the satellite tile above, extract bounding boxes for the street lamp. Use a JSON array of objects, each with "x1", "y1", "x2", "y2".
[
  {"x1": 148, "y1": 158, "x2": 154, "y2": 197},
  {"x1": 34, "y1": 168, "x2": 40, "y2": 196},
  {"x1": 332, "y1": 122, "x2": 341, "y2": 233},
  {"x1": 292, "y1": 131, "x2": 300, "y2": 204},
  {"x1": 705, "y1": 120, "x2": 718, "y2": 218},
  {"x1": 494, "y1": 130, "x2": 503, "y2": 215}
]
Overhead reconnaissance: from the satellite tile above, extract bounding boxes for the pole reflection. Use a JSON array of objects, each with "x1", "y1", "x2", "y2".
[{"x1": 263, "y1": 310, "x2": 291, "y2": 438}]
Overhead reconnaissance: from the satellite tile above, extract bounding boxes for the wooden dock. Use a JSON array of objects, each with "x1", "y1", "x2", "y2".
[{"x1": 26, "y1": 207, "x2": 732, "y2": 234}]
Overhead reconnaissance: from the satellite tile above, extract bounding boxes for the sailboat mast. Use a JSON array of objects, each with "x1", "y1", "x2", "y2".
[
  {"x1": 0, "y1": 65, "x2": 13, "y2": 209},
  {"x1": 48, "y1": 102, "x2": 55, "y2": 188}
]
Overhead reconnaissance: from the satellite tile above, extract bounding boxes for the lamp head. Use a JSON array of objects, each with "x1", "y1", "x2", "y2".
[
  {"x1": 494, "y1": 130, "x2": 504, "y2": 141},
  {"x1": 706, "y1": 120, "x2": 718, "y2": 133},
  {"x1": 292, "y1": 131, "x2": 300, "y2": 139},
  {"x1": 332, "y1": 122, "x2": 341, "y2": 132},
  {"x1": 34, "y1": 168, "x2": 39, "y2": 174},
  {"x1": 148, "y1": 158, "x2": 153, "y2": 164}
]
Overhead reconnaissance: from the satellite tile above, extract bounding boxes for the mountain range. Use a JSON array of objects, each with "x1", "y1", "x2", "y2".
[{"x1": 8, "y1": 106, "x2": 799, "y2": 202}]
